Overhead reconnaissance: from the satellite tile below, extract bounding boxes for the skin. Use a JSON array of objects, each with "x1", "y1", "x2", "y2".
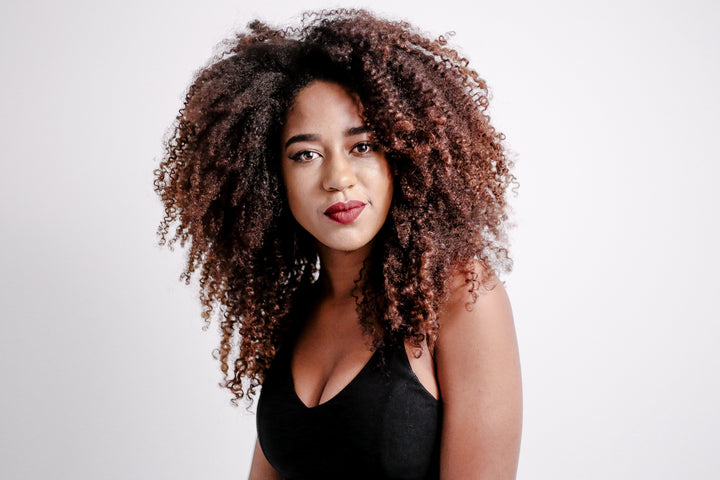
[
  {"x1": 248, "y1": 80, "x2": 521, "y2": 479},
  {"x1": 280, "y1": 80, "x2": 394, "y2": 258}
]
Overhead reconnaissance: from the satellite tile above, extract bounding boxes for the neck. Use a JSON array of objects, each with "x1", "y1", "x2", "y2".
[{"x1": 316, "y1": 241, "x2": 374, "y2": 302}]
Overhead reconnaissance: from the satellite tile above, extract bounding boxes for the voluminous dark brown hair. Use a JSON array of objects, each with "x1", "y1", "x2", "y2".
[{"x1": 154, "y1": 9, "x2": 515, "y2": 405}]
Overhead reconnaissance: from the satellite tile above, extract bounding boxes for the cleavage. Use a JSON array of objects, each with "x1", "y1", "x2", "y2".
[{"x1": 290, "y1": 341, "x2": 377, "y2": 408}]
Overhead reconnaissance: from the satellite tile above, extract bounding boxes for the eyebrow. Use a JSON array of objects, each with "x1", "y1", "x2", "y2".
[
  {"x1": 346, "y1": 126, "x2": 372, "y2": 137},
  {"x1": 284, "y1": 134, "x2": 318, "y2": 148},
  {"x1": 284, "y1": 126, "x2": 373, "y2": 149}
]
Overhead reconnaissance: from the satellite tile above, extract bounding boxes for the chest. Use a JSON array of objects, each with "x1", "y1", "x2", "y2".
[
  {"x1": 256, "y1": 343, "x2": 442, "y2": 480},
  {"x1": 288, "y1": 299, "x2": 439, "y2": 409}
]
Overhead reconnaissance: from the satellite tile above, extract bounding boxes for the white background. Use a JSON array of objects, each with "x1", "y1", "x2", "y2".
[{"x1": 1, "y1": 0, "x2": 719, "y2": 478}]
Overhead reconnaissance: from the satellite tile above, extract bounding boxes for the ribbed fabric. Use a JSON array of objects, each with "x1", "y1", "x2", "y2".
[{"x1": 257, "y1": 338, "x2": 442, "y2": 480}]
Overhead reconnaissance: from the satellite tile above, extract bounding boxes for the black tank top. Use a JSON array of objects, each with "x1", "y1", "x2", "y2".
[{"x1": 256, "y1": 334, "x2": 442, "y2": 480}]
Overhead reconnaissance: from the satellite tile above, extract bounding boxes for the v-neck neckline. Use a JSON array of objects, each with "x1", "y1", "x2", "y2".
[{"x1": 288, "y1": 346, "x2": 381, "y2": 409}]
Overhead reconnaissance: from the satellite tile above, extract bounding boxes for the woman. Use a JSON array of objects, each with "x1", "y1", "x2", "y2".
[{"x1": 155, "y1": 9, "x2": 521, "y2": 479}]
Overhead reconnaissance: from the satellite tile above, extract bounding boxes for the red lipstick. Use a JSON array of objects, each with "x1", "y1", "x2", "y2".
[{"x1": 324, "y1": 200, "x2": 366, "y2": 225}]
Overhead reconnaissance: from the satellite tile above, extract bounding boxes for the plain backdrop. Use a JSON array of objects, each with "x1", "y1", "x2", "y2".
[{"x1": 1, "y1": 0, "x2": 719, "y2": 478}]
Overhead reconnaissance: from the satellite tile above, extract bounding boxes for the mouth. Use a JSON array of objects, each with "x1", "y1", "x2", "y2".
[{"x1": 324, "y1": 200, "x2": 367, "y2": 225}]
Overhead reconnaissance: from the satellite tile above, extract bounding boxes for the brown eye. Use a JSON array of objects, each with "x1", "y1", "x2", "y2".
[
  {"x1": 353, "y1": 142, "x2": 375, "y2": 154},
  {"x1": 290, "y1": 150, "x2": 320, "y2": 162}
]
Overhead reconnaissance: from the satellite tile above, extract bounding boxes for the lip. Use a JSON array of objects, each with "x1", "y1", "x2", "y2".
[
  {"x1": 324, "y1": 200, "x2": 367, "y2": 214},
  {"x1": 324, "y1": 200, "x2": 366, "y2": 225}
]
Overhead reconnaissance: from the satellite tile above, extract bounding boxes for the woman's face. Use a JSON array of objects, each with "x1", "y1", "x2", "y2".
[{"x1": 280, "y1": 80, "x2": 393, "y2": 254}]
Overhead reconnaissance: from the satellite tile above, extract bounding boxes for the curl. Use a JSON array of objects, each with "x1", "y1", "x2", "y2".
[{"x1": 155, "y1": 9, "x2": 516, "y2": 406}]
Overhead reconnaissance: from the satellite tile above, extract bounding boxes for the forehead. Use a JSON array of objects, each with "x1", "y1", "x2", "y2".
[{"x1": 282, "y1": 81, "x2": 364, "y2": 136}]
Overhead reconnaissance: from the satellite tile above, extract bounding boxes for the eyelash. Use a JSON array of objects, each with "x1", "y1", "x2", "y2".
[
  {"x1": 354, "y1": 142, "x2": 376, "y2": 154},
  {"x1": 289, "y1": 150, "x2": 320, "y2": 162},
  {"x1": 288, "y1": 142, "x2": 378, "y2": 163}
]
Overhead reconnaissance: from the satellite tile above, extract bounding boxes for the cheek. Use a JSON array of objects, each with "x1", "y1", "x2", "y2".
[
  {"x1": 281, "y1": 170, "x2": 313, "y2": 224},
  {"x1": 283, "y1": 184, "x2": 302, "y2": 217},
  {"x1": 281, "y1": 165, "x2": 299, "y2": 199},
  {"x1": 378, "y1": 163, "x2": 394, "y2": 206}
]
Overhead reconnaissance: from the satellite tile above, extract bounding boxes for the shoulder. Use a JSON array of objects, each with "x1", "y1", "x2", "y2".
[
  {"x1": 439, "y1": 259, "x2": 510, "y2": 329},
  {"x1": 434, "y1": 259, "x2": 522, "y2": 478},
  {"x1": 435, "y1": 259, "x2": 518, "y2": 393}
]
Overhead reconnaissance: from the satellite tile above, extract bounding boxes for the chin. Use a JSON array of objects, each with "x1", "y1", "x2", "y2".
[{"x1": 317, "y1": 236, "x2": 374, "y2": 254}]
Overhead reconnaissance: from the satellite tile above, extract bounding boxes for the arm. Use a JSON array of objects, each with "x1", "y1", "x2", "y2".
[
  {"x1": 435, "y1": 269, "x2": 522, "y2": 479},
  {"x1": 248, "y1": 438, "x2": 282, "y2": 480}
]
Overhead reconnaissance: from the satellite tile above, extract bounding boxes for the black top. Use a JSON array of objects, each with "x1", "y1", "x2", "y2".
[{"x1": 256, "y1": 335, "x2": 442, "y2": 480}]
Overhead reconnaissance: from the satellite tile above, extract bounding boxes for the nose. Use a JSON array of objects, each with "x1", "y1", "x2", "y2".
[{"x1": 322, "y1": 150, "x2": 357, "y2": 192}]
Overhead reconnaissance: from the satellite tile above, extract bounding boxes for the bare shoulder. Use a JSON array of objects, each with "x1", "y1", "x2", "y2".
[
  {"x1": 436, "y1": 259, "x2": 517, "y2": 384},
  {"x1": 435, "y1": 259, "x2": 522, "y2": 479},
  {"x1": 437, "y1": 259, "x2": 512, "y2": 336},
  {"x1": 442, "y1": 258, "x2": 507, "y2": 314}
]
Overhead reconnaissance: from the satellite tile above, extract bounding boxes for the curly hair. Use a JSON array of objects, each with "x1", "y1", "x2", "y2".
[{"x1": 154, "y1": 9, "x2": 515, "y2": 405}]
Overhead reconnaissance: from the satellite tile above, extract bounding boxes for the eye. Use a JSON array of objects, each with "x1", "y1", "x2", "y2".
[
  {"x1": 352, "y1": 142, "x2": 377, "y2": 154},
  {"x1": 289, "y1": 150, "x2": 320, "y2": 163}
]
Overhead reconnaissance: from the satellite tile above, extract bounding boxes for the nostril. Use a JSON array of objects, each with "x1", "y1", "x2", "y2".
[{"x1": 322, "y1": 162, "x2": 357, "y2": 191}]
